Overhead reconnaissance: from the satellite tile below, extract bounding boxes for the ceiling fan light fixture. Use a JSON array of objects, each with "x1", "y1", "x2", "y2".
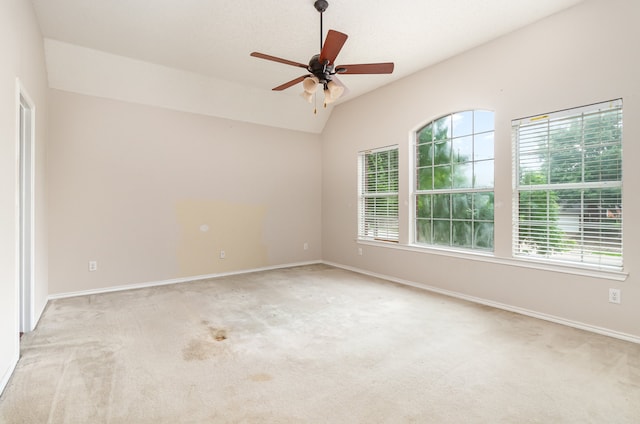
[
  {"x1": 327, "y1": 80, "x2": 344, "y2": 99},
  {"x1": 323, "y1": 90, "x2": 335, "y2": 106},
  {"x1": 323, "y1": 80, "x2": 344, "y2": 105},
  {"x1": 323, "y1": 89, "x2": 338, "y2": 105},
  {"x1": 301, "y1": 90, "x2": 314, "y2": 103},
  {"x1": 302, "y1": 76, "x2": 319, "y2": 93}
]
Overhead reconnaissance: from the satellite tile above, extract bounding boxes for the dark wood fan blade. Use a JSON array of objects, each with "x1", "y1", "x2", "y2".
[
  {"x1": 250, "y1": 52, "x2": 308, "y2": 69},
  {"x1": 273, "y1": 75, "x2": 308, "y2": 91},
  {"x1": 319, "y1": 30, "x2": 348, "y2": 64},
  {"x1": 337, "y1": 62, "x2": 394, "y2": 74}
]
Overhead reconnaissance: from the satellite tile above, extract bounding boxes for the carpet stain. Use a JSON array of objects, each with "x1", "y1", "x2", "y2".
[
  {"x1": 182, "y1": 339, "x2": 212, "y2": 361},
  {"x1": 209, "y1": 327, "x2": 227, "y2": 341},
  {"x1": 182, "y1": 325, "x2": 228, "y2": 361},
  {"x1": 250, "y1": 373, "x2": 273, "y2": 382}
]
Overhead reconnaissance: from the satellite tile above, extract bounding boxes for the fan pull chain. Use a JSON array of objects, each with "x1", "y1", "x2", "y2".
[{"x1": 314, "y1": 91, "x2": 318, "y2": 115}]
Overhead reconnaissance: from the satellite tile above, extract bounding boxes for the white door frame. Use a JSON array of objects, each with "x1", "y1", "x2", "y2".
[{"x1": 16, "y1": 80, "x2": 36, "y2": 334}]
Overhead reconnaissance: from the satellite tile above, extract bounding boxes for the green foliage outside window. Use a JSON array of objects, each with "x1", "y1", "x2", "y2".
[
  {"x1": 515, "y1": 101, "x2": 623, "y2": 267},
  {"x1": 415, "y1": 110, "x2": 495, "y2": 250},
  {"x1": 359, "y1": 147, "x2": 399, "y2": 241}
]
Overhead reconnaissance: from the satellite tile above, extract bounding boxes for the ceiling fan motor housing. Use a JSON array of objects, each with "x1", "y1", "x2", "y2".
[{"x1": 308, "y1": 54, "x2": 334, "y2": 85}]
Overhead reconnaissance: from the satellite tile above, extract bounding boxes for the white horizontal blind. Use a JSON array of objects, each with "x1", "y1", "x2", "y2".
[
  {"x1": 513, "y1": 99, "x2": 623, "y2": 269},
  {"x1": 358, "y1": 146, "x2": 399, "y2": 242}
]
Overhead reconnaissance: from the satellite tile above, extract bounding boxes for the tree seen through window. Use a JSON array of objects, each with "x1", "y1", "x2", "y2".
[
  {"x1": 514, "y1": 99, "x2": 623, "y2": 269},
  {"x1": 414, "y1": 110, "x2": 495, "y2": 250}
]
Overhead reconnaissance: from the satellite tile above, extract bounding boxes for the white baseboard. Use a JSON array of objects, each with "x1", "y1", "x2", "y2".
[
  {"x1": 0, "y1": 349, "x2": 19, "y2": 396},
  {"x1": 30, "y1": 296, "x2": 47, "y2": 330},
  {"x1": 323, "y1": 260, "x2": 640, "y2": 345},
  {"x1": 48, "y1": 260, "x2": 322, "y2": 300}
]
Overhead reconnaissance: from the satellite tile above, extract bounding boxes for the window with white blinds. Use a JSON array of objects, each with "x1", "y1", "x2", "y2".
[
  {"x1": 513, "y1": 99, "x2": 623, "y2": 269},
  {"x1": 358, "y1": 146, "x2": 399, "y2": 242}
]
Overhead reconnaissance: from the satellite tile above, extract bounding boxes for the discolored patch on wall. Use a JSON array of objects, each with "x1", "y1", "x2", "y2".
[
  {"x1": 175, "y1": 200, "x2": 268, "y2": 276},
  {"x1": 249, "y1": 373, "x2": 273, "y2": 382}
]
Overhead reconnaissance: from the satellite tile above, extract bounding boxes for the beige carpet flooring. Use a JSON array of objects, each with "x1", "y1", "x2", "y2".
[{"x1": 1, "y1": 264, "x2": 639, "y2": 423}]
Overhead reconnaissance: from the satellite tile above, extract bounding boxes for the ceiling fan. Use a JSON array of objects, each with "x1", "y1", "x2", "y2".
[{"x1": 250, "y1": 0, "x2": 394, "y2": 110}]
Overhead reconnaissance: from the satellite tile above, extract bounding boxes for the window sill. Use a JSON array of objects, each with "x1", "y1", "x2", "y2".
[{"x1": 355, "y1": 239, "x2": 628, "y2": 282}]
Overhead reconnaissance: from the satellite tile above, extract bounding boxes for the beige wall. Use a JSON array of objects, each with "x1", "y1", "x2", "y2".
[
  {"x1": 47, "y1": 90, "x2": 322, "y2": 295},
  {"x1": 0, "y1": 0, "x2": 49, "y2": 392},
  {"x1": 322, "y1": 0, "x2": 640, "y2": 339}
]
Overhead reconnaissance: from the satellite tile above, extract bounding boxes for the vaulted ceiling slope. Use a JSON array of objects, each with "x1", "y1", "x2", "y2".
[{"x1": 32, "y1": 0, "x2": 584, "y2": 134}]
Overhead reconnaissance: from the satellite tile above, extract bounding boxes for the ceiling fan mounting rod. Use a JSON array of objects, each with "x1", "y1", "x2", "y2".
[
  {"x1": 314, "y1": 0, "x2": 329, "y2": 51},
  {"x1": 320, "y1": 10, "x2": 323, "y2": 52},
  {"x1": 313, "y1": 0, "x2": 329, "y2": 51}
]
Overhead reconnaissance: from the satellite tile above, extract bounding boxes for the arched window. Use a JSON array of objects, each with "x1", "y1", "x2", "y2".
[{"x1": 414, "y1": 110, "x2": 495, "y2": 250}]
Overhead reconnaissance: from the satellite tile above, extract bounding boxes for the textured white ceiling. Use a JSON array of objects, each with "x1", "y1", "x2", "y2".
[{"x1": 32, "y1": 0, "x2": 585, "y2": 132}]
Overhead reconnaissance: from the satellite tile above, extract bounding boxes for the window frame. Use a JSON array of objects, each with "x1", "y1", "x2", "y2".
[
  {"x1": 512, "y1": 99, "x2": 623, "y2": 271},
  {"x1": 412, "y1": 110, "x2": 496, "y2": 252},
  {"x1": 357, "y1": 145, "x2": 399, "y2": 243}
]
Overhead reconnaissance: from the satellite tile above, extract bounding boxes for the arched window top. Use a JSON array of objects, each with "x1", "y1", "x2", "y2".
[{"x1": 417, "y1": 110, "x2": 495, "y2": 143}]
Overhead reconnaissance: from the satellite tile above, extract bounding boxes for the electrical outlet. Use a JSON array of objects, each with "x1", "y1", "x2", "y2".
[
  {"x1": 609, "y1": 288, "x2": 621, "y2": 304},
  {"x1": 88, "y1": 261, "x2": 98, "y2": 272},
  {"x1": 303, "y1": 242, "x2": 309, "y2": 250},
  {"x1": 358, "y1": 247, "x2": 363, "y2": 256},
  {"x1": 219, "y1": 250, "x2": 226, "y2": 259}
]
